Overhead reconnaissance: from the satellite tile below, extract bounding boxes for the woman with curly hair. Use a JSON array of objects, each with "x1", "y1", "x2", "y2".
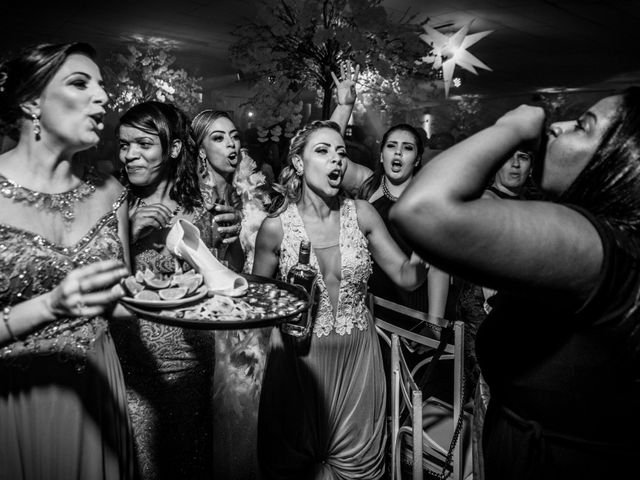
[{"x1": 110, "y1": 100, "x2": 222, "y2": 480}]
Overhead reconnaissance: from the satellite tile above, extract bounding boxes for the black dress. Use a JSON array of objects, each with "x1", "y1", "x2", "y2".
[
  {"x1": 476, "y1": 206, "x2": 640, "y2": 479},
  {"x1": 369, "y1": 195, "x2": 457, "y2": 402}
]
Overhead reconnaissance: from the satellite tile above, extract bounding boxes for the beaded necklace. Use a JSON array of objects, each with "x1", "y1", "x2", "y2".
[
  {"x1": 0, "y1": 171, "x2": 96, "y2": 223},
  {"x1": 381, "y1": 176, "x2": 399, "y2": 202}
]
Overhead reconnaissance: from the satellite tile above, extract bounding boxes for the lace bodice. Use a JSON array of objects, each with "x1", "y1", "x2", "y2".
[
  {"x1": 278, "y1": 198, "x2": 372, "y2": 337},
  {"x1": 0, "y1": 190, "x2": 127, "y2": 362}
]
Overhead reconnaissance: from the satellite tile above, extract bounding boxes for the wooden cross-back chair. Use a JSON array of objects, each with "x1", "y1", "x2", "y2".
[{"x1": 369, "y1": 294, "x2": 472, "y2": 480}]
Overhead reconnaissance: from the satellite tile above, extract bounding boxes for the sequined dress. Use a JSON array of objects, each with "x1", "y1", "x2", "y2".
[
  {"x1": 0, "y1": 186, "x2": 137, "y2": 480},
  {"x1": 258, "y1": 198, "x2": 387, "y2": 480},
  {"x1": 110, "y1": 206, "x2": 217, "y2": 480}
]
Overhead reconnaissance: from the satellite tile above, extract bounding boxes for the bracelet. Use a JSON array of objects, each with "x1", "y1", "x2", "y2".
[{"x1": 2, "y1": 306, "x2": 19, "y2": 342}]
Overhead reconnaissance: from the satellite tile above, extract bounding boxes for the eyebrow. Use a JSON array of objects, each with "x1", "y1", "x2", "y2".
[
  {"x1": 64, "y1": 71, "x2": 105, "y2": 85},
  {"x1": 313, "y1": 142, "x2": 346, "y2": 148},
  {"x1": 118, "y1": 136, "x2": 157, "y2": 142},
  {"x1": 210, "y1": 129, "x2": 238, "y2": 135}
]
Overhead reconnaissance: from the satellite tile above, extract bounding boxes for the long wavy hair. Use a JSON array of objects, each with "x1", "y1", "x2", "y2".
[
  {"x1": 118, "y1": 101, "x2": 202, "y2": 213},
  {"x1": 357, "y1": 123, "x2": 424, "y2": 200},
  {"x1": 0, "y1": 42, "x2": 97, "y2": 140},
  {"x1": 269, "y1": 120, "x2": 342, "y2": 217},
  {"x1": 191, "y1": 109, "x2": 242, "y2": 210}
]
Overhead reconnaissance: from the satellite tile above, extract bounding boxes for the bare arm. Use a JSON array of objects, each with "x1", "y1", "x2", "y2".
[
  {"x1": 356, "y1": 200, "x2": 426, "y2": 290},
  {"x1": 329, "y1": 61, "x2": 359, "y2": 134},
  {"x1": 428, "y1": 266, "x2": 450, "y2": 318},
  {"x1": 329, "y1": 62, "x2": 373, "y2": 196},
  {"x1": 252, "y1": 216, "x2": 283, "y2": 279},
  {"x1": 390, "y1": 105, "x2": 602, "y2": 300}
]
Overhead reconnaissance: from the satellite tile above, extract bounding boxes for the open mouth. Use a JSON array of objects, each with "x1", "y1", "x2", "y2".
[
  {"x1": 89, "y1": 112, "x2": 105, "y2": 131},
  {"x1": 390, "y1": 159, "x2": 403, "y2": 172},
  {"x1": 227, "y1": 152, "x2": 238, "y2": 165},
  {"x1": 327, "y1": 169, "x2": 342, "y2": 185}
]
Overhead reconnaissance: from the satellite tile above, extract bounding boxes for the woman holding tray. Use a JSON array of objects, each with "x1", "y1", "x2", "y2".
[
  {"x1": 252, "y1": 120, "x2": 427, "y2": 479},
  {"x1": 111, "y1": 100, "x2": 240, "y2": 480}
]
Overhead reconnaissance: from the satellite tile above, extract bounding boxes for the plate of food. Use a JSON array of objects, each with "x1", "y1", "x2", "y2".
[
  {"x1": 120, "y1": 274, "x2": 311, "y2": 330},
  {"x1": 119, "y1": 269, "x2": 209, "y2": 309}
]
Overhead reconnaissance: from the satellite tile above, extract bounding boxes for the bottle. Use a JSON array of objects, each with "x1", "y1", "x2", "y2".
[{"x1": 282, "y1": 240, "x2": 318, "y2": 337}]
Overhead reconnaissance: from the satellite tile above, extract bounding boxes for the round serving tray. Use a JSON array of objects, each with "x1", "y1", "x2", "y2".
[{"x1": 120, "y1": 274, "x2": 310, "y2": 330}]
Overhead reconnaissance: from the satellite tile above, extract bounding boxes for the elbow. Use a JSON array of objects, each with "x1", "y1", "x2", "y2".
[{"x1": 390, "y1": 190, "x2": 441, "y2": 235}]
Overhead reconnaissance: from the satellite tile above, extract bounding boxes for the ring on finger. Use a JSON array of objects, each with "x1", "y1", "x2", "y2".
[{"x1": 76, "y1": 298, "x2": 87, "y2": 316}]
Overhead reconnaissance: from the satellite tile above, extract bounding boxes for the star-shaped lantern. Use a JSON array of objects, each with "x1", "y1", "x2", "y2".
[{"x1": 419, "y1": 20, "x2": 493, "y2": 97}]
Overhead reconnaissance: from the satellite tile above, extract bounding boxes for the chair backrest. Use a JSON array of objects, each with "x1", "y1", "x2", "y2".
[{"x1": 370, "y1": 294, "x2": 470, "y2": 480}]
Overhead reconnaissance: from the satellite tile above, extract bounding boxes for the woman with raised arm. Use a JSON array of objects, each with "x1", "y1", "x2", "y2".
[
  {"x1": 0, "y1": 42, "x2": 136, "y2": 480},
  {"x1": 330, "y1": 63, "x2": 450, "y2": 320},
  {"x1": 253, "y1": 120, "x2": 426, "y2": 479},
  {"x1": 391, "y1": 88, "x2": 640, "y2": 479}
]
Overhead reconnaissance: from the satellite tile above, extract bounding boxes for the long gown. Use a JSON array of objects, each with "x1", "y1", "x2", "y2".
[
  {"x1": 110, "y1": 206, "x2": 218, "y2": 480},
  {"x1": 258, "y1": 198, "x2": 387, "y2": 480},
  {"x1": 0, "y1": 185, "x2": 137, "y2": 480}
]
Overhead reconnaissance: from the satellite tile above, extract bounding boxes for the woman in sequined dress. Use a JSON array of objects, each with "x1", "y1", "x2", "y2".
[
  {"x1": 0, "y1": 42, "x2": 137, "y2": 480},
  {"x1": 252, "y1": 120, "x2": 427, "y2": 479},
  {"x1": 110, "y1": 100, "x2": 246, "y2": 480}
]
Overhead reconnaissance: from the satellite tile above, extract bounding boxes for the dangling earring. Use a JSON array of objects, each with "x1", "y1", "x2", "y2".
[
  {"x1": 199, "y1": 155, "x2": 208, "y2": 179},
  {"x1": 295, "y1": 168, "x2": 303, "y2": 177},
  {"x1": 32, "y1": 114, "x2": 41, "y2": 140}
]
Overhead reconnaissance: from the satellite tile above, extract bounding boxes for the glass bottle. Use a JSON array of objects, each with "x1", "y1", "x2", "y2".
[{"x1": 282, "y1": 240, "x2": 318, "y2": 337}]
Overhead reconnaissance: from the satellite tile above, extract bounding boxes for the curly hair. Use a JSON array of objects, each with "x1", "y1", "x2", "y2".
[
  {"x1": 0, "y1": 42, "x2": 96, "y2": 140},
  {"x1": 358, "y1": 123, "x2": 424, "y2": 200},
  {"x1": 190, "y1": 109, "x2": 242, "y2": 210},
  {"x1": 117, "y1": 101, "x2": 202, "y2": 213},
  {"x1": 269, "y1": 120, "x2": 342, "y2": 216}
]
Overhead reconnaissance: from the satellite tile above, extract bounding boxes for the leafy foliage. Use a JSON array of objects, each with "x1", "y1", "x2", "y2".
[
  {"x1": 451, "y1": 94, "x2": 483, "y2": 139},
  {"x1": 104, "y1": 40, "x2": 203, "y2": 116},
  {"x1": 230, "y1": 0, "x2": 438, "y2": 142}
]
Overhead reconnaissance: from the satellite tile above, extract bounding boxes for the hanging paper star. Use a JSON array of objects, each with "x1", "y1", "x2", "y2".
[{"x1": 419, "y1": 20, "x2": 493, "y2": 97}]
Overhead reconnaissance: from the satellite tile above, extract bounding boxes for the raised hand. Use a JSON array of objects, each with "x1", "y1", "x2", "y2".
[
  {"x1": 45, "y1": 259, "x2": 129, "y2": 318},
  {"x1": 331, "y1": 61, "x2": 360, "y2": 106}
]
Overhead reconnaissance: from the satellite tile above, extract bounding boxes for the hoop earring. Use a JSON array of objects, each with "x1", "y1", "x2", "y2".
[{"x1": 32, "y1": 114, "x2": 41, "y2": 140}]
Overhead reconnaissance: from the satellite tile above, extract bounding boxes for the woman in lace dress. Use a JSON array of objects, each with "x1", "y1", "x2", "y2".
[
  {"x1": 252, "y1": 120, "x2": 427, "y2": 479},
  {"x1": 109, "y1": 100, "x2": 246, "y2": 480},
  {"x1": 0, "y1": 42, "x2": 136, "y2": 480}
]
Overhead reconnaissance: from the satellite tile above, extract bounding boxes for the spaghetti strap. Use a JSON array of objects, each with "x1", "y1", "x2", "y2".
[{"x1": 112, "y1": 188, "x2": 127, "y2": 212}]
